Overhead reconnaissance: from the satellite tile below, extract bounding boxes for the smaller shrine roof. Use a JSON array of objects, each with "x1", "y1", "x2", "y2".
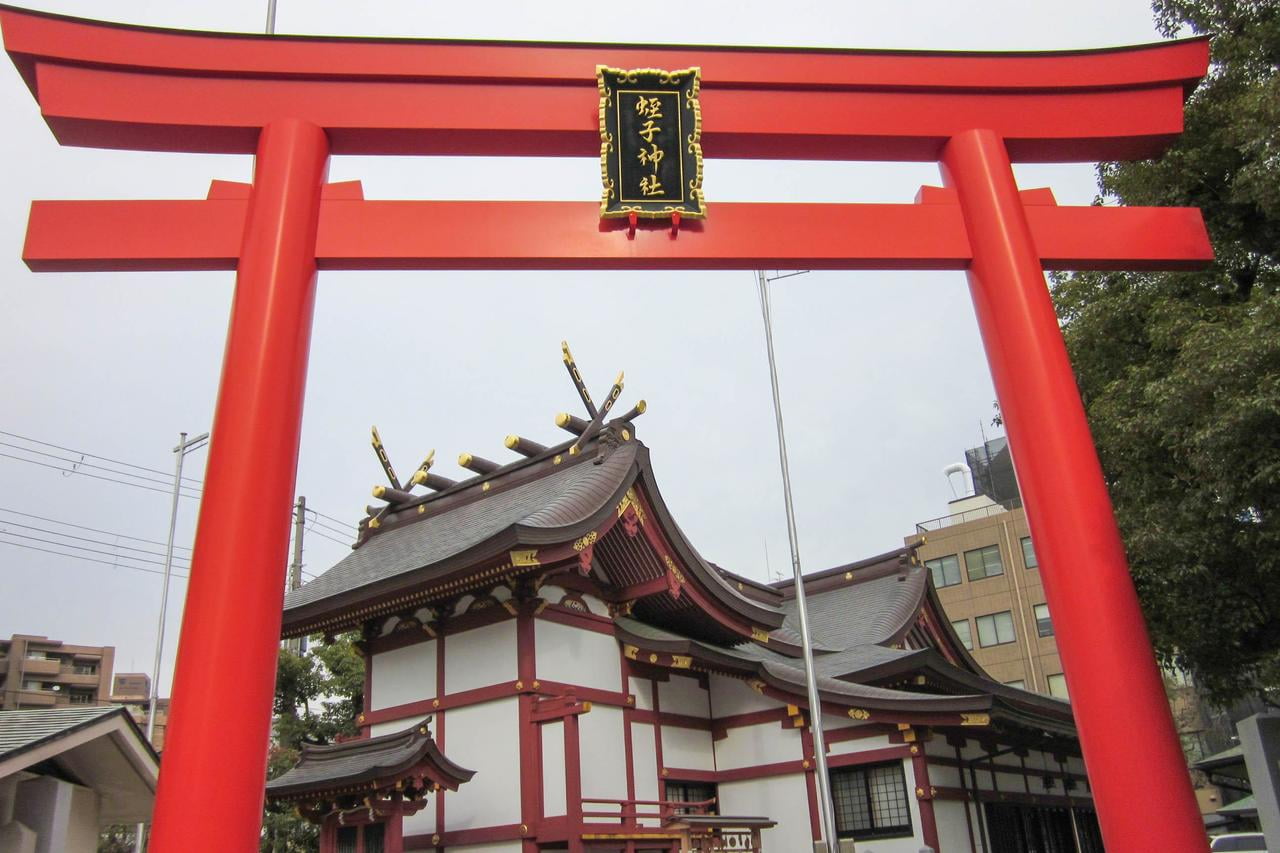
[
  {"x1": 775, "y1": 549, "x2": 927, "y2": 648},
  {"x1": 265, "y1": 719, "x2": 473, "y2": 801}
]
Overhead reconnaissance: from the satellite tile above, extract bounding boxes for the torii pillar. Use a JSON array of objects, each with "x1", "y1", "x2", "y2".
[{"x1": 1, "y1": 7, "x2": 1214, "y2": 851}]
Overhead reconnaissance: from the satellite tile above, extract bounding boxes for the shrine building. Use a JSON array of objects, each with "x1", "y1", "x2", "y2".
[{"x1": 271, "y1": 407, "x2": 1102, "y2": 853}]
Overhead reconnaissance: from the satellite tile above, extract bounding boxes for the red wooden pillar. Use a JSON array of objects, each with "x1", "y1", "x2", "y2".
[
  {"x1": 565, "y1": 710, "x2": 585, "y2": 853},
  {"x1": 149, "y1": 118, "x2": 330, "y2": 853},
  {"x1": 941, "y1": 128, "x2": 1206, "y2": 852},
  {"x1": 910, "y1": 745, "x2": 940, "y2": 851}
]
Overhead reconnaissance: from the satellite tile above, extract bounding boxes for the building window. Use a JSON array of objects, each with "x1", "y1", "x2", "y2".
[
  {"x1": 1021, "y1": 536, "x2": 1038, "y2": 568},
  {"x1": 665, "y1": 780, "x2": 718, "y2": 814},
  {"x1": 951, "y1": 619, "x2": 973, "y2": 651},
  {"x1": 830, "y1": 761, "x2": 913, "y2": 840},
  {"x1": 72, "y1": 664, "x2": 97, "y2": 675},
  {"x1": 926, "y1": 555, "x2": 962, "y2": 588},
  {"x1": 1047, "y1": 673, "x2": 1069, "y2": 699},
  {"x1": 69, "y1": 692, "x2": 93, "y2": 705},
  {"x1": 1033, "y1": 603, "x2": 1053, "y2": 637},
  {"x1": 976, "y1": 611, "x2": 1016, "y2": 647},
  {"x1": 1005, "y1": 679, "x2": 1027, "y2": 690},
  {"x1": 964, "y1": 545, "x2": 1004, "y2": 581}
]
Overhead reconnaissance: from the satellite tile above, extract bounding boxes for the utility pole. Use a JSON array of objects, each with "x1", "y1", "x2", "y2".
[
  {"x1": 136, "y1": 430, "x2": 208, "y2": 853},
  {"x1": 286, "y1": 496, "x2": 305, "y2": 653}
]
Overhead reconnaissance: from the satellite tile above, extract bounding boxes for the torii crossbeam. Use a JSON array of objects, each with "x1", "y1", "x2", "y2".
[{"x1": 1, "y1": 6, "x2": 1214, "y2": 851}]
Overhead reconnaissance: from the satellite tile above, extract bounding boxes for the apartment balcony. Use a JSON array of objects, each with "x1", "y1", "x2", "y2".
[
  {"x1": 15, "y1": 688, "x2": 57, "y2": 707},
  {"x1": 21, "y1": 658, "x2": 61, "y2": 676},
  {"x1": 57, "y1": 670, "x2": 101, "y2": 687}
]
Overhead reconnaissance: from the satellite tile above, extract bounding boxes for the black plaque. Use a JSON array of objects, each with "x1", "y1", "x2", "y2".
[{"x1": 597, "y1": 66, "x2": 704, "y2": 219}]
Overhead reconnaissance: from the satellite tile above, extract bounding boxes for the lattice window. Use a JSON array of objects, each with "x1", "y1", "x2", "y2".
[
  {"x1": 829, "y1": 761, "x2": 912, "y2": 840},
  {"x1": 666, "y1": 779, "x2": 718, "y2": 814}
]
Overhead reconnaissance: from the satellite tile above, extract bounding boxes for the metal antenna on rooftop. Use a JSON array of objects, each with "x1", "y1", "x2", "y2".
[{"x1": 753, "y1": 269, "x2": 844, "y2": 852}]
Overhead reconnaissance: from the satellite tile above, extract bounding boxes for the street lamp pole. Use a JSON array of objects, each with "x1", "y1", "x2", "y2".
[{"x1": 135, "y1": 430, "x2": 208, "y2": 853}]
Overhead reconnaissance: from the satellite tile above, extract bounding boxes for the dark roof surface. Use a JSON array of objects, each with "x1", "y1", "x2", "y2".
[
  {"x1": 779, "y1": 561, "x2": 926, "y2": 649},
  {"x1": 265, "y1": 718, "x2": 473, "y2": 799},
  {"x1": 285, "y1": 442, "x2": 638, "y2": 614},
  {"x1": 0, "y1": 705, "x2": 143, "y2": 761}
]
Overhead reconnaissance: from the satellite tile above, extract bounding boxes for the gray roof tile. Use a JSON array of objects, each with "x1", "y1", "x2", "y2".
[
  {"x1": 0, "y1": 705, "x2": 127, "y2": 760},
  {"x1": 779, "y1": 565, "x2": 926, "y2": 649},
  {"x1": 285, "y1": 444, "x2": 637, "y2": 614}
]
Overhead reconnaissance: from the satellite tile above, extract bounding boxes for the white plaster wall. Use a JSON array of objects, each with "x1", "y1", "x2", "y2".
[
  {"x1": 660, "y1": 725, "x2": 715, "y2": 772},
  {"x1": 446, "y1": 621, "x2": 517, "y2": 694},
  {"x1": 821, "y1": 713, "x2": 866, "y2": 731},
  {"x1": 718, "y1": 774, "x2": 812, "y2": 853},
  {"x1": 714, "y1": 721, "x2": 801, "y2": 771},
  {"x1": 827, "y1": 733, "x2": 892, "y2": 757},
  {"x1": 541, "y1": 720, "x2": 567, "y2": 818},
  {"x1": 629, "y1": 677, "x2": 653, "y2": 710},
  {"x1": 708, "y1": 674, "x2": 778, "y2": 715},
  {"x1": 370, "y1": 718, "x2": 424, "y2": 737},
  {"x1": 535, "y1": 619, "x2": 619, "y2": 692},
  {"x1": 934, "y1": 800, "x2": 977, "y2": 853},
  {"x1": 444, "y1": 844, "x2": 522, "y2": 853},
  {"x1": 401, "y1": 797, "x2": 435, "y2": 838},
  {"x1": 994, "y1": 770, "x2": 1027, "y2": 793},
  {"x1": 64, "y1": 786, "x2": 97, "y2": 853},
  {"x1": 630, "y1": 722, "x2": 659, "y2": 806},
  {"x1": 13, "y1": 776, "x2": 69, "y2": 853},
  {"x1": 370, "y1": 640, "x2": 436, "y2": 711},
  {"x1": 581, "y1": 593, "x2": 609, "y2": 617},
  {"x1": 579, "y1": 705, "x2": 628, "y2": 801},
  {"x1": 440, "y1": 698, "x2": 521, "y2": 829},
  {"x1": 540, "y1": 585, "x2": 567, "y2": 603},
  {"x1": 659, "y1": 673, "x2": 709, "y2": 717},
  {"x1": 929, "y1": 764, "x2": 963, "y2": 789}
]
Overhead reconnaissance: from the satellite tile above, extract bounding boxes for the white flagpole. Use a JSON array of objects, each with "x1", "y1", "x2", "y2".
[{"x1": 754, "y1": 270, "x2": 844, "y2": 852}]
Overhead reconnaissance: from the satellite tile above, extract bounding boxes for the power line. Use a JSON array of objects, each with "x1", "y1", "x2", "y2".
[
  {"x1": 0, "y1": 429, "x2": 203, "y2": 485},
  {"x1": 303, "y1": 525, "x2": 350, "y2": 548},
  {"x1": 0, "y1": 440, "x2": 202, "y2": 493},
  {"x1": 0, "y1": 520, "x2": 192, "y2": 564},
  {"x1": 0, "y1": 537, "x2": 191, "y2": 579},
  {"x1": 0, "y1": 507, "x2": 193, "y2": 552},
  {"x1": 305, "y1": 517, "x2": 355, "y2": 538},
  {"x1": 0, "y1": 453, "x2": 201, "y2": 499},
  {"x1": 0, "y1": 530, "x2": 189, "y2": 571},
  {"x1": 308, "y1": 508, "x2": 355, "y2": 530}
]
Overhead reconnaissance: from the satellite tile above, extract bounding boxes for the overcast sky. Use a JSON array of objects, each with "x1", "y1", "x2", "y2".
[{"x1": 0, "y1": 0, "x2": 1167, "y2": 696}]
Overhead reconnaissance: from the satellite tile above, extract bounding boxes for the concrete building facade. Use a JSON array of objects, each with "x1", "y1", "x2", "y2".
[
  {"x1": 0, "y1": 636, "x2": 115, "y2": 711},
  {"x1": 908, "y1": 494, "x2": 1066, "y2": 700}
]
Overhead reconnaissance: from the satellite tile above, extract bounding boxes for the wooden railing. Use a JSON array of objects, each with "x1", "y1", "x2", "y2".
[{"x1": 581, "y1": 796, "x2": 717, "y2": 828}]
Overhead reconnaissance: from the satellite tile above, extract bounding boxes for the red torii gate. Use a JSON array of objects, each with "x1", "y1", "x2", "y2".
[{"x1": 1, "y1": 7, "x2": 1214, "y2": 851}]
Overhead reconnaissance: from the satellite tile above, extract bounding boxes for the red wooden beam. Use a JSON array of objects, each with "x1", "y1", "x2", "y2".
[
  {"x1": 0, "y1": 6, "x2": 1207, "y2": 92},
  {"x1": 0, "y1": 6, "x2": 1208, "y2": 161},
  {"x1": 23, "y1": 197, "x2": 1211, "y2": 272}
]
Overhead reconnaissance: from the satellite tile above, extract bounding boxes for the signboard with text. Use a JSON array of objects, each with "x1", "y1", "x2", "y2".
[{"x1": 597, "y1": 66, "x2": 704, "y2": 219}]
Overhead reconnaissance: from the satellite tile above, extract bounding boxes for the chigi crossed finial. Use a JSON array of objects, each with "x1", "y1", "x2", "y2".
[
  {"x1": 558, "y1": 340, "x2": 643, "y2": 457},
  {"x1": 364, "y1": 342, "x2": 646, "y2": 530}
]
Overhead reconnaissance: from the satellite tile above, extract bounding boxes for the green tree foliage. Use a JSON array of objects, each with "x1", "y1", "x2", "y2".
[
  {"x1": 261, "y1": 637, "x2": 364, "y2": 853},
  {"x1": 1052, "y1": 0, "x2": 1278, "y2": 704},
  {"x1": 98, "y1": 824, "x2": 139, "y2": 853}
]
